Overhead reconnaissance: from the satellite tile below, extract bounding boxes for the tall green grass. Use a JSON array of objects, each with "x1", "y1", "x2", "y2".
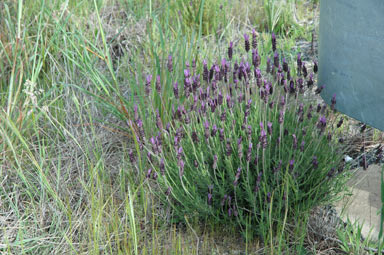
[{"x1": 0, "y1": 0, "x2": 376, "y2": 254}]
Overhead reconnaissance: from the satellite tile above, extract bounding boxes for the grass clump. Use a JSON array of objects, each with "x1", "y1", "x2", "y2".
[
  {"x1": 130, "y1": 31, "x2": 350, "y2": 248},
  {"x1": 170, "y1": 0, "x2": 227, "y2": 37}
]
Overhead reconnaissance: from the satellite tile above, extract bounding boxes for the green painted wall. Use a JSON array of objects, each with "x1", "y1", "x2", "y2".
[{"x1": 319, "y1": 0, "x2": 384, "y2": 131}]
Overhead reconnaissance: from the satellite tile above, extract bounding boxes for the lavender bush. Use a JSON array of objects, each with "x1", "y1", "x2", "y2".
[{"x1": 130, "y1": 32, "x2": 349, "y2": 240}]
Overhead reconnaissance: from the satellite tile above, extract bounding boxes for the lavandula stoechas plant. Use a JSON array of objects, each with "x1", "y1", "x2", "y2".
[{"x1": 135, "y1": 31, "x2": 350, "y2": 237}]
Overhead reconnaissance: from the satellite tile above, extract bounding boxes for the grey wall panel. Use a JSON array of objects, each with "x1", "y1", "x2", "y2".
[{"x1": 319, "y1": 0, "x2": 384, "y2": 131}]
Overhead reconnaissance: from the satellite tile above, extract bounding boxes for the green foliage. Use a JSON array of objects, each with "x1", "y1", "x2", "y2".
[
  {"x1": 337, "y1": 219, "x2": 378, "y2": 254},
  {"x1": 170, "y1": 0, "x2": 227, "y2": 37},
  {"x1": 263, "y1": 0, "x2": 307, "y2": 36},
  {"x1": 1, "y1": 0, "x2": 359, "y2": 253},
  {"x1": 139, "y1": 32, "x2": 350, "y2": 243}
]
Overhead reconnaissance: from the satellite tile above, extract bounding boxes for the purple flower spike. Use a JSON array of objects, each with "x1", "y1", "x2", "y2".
[
  {"x1": 274, "y1": 51, "x2": 279, "y2": 68},
  {"x1": 292, "y1": 134, "x2": 297, "y2": 149},
  {"x1": 146, "y1": 168, "x2": 152, "y2": 179},
  {"x1": 259, "y1": 129, "x2": 268, "y2": 149},
  {"x1": 233, "y1": 167, "x2": 242, "y2": 186},
  {"x1": 219, "y1": 128, "x2": 225, "y2": 141},
  {"x1": 279, "y1": 110, "x2": 285, "y2": 124},
  {"x1": 331, "y1": 94, "x2": 337, "y2": 110},
  {"x1": 283, "y1": 79, "x2": 288, "y2": 93},
  {"x1": 221, "y1": 58, "x2": 226, "y2": 68},
  {"x1": 207, "y1": 193, "x2": 212, "y2": 205},
  {"x1": 214, "y1": 64, "x2": 221, "y2": 81},
  {"x1": 312, "y1": 156, "x2": 319, "y2": 169},
  {"x1": 226, "y1": 139, "x2": 232, "y2": 156},
  {"x1": 289, "y1": 80, "x2": 295, "y2": 94},
  {"x1": 267, "y1": 192, "x2": 271, "y2": 203},
  {"x1": 244, "y1": 33, "x2": 250, "y2": 52},
  {"x1": 177, "y1": 146, "x2": 183, "y2": 160},
  {"x1": 137, "y1": 119, "x2": 145, "y2": 140},
  {"x1": 128, "y1": 149, "x2": 135, "y2": 163},
  {"x1": 252, "y1": 29, "x2": 258, "y2": 49},
  {"x1": 213, "y1": 155, "x2": 218, "y2": 169},
  {"x1": 283, "y1": 58, "x2": 288, "y2": 72},
  {"x1": 298, "y1": 103, "x2": 304, "y2": 115},
  {"x1": 226, "y1": 94, "x2": 232, "y2": 109},
  {"x1": 289, "y1": 159, "x2": 295, "y2": 171},
  {"x1": 297, "y1": 53, "x2": 302, "y2": 75},
  {"x1": 246, "y1": 98, "x2": 252, "y2": 109},
  {"x1": 211, "y1": 124, "x2": 218, "y2": 137},
  {"x1": 266, "y1": 57, "x2": 271, "y2": 73},
  {"x1": 173, "y1": 82, "x2": 179, "y2": 99},
  {"x1": 204, "y1": 121, "x2": 210, "y2": 140},
  {"x1": 160, "y1": 158, "x2": 165, "y2": 175},
  {"x1": 146, "y1": 74, "x2": 152, "y2": 85},
  {"x1": 267, "y1": 122, "x2": 272, "y2": 135},
  {"x1": 184, "y1": 69, "x2": 190, "y2": 78},
  {"x1": 156, "y1": 110, "x2": 163, "y2": 130},
  {"x1": 203, "y1": 60, "x2": 209, "y2": 81},
  {"x1": 220, "y1": 111, "x2": 227, "y2": 122},
  {"x1": 271, "y1": 32, "x2": 276, "y2": 52},
  {"x1": 317, "y1": 116, "x2": 327, "y2": 132},
  {"x1": 300, "y1": 141, "x2": 305, "y2": 152},
  {"x1": 313, "y1": 60, "x2": 318, "y2": 73},
  {"x1": 315, "y1": 85, "x2": 324, "y2": 94},
  {"x1": 337, "y1": 117, "x2": 344, "y2": 128},
  {"x1": 218, "y1": 91, "x2": 223, "y2": 105},
  {"x1": 192, "y1": 131, "x2": 199, "y2": 143},
  {"x1": 302, "y1": 128, "x2": 307, "y2": 136},
  {"x1": 307, "y1": 73, "x2": 314, "y2": 87},
  {"x1": 228, "y1": 42, "x2": 233, "y2": 60}
]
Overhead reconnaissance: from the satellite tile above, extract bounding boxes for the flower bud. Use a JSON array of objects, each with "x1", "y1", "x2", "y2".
[
  {"x1": 252, "y1": 29, "x2": 258, "y2": 49},
  {"x1": 271, "y1": 32, "x2": 276, "y2": 52},
  {"x1": 228, "y1": 42, "x2": 233, "y2": 60},
  {"x1": 244, "y1": 33, "x2": 250, "y2": 52}
]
